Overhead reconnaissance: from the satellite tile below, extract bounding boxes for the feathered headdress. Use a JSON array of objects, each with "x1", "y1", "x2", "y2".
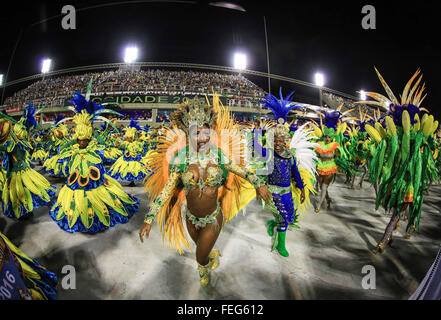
[
  {"x1": 354, "y1": 107, "x2": 373, "y2": 133},
  {"x1": 22, "y1": 101, "x2": 38, "y2": 130},
  {"x1": 129, "y1": 119, "x2": 142, "y2": 131},
  {"x1": 313, "y1": 103, "x2": 355, "y2": 138},
  {"x1": 261, "y1": 88, "x2": 304, "y2": 146},
  {"x1": 125, "y1": 119, "x2": 142, "y2": 138},
  {"x1": 289, "y1": 120, "x2": 299, "y2": 134},
  {"x1": 261, "y1": 88, "x2": 303, "y2": 125},
  {"x1": 58, "y1": 79, "x2": 121, "y2": 140},
  {"x1": 12, "y1": 101, "x2": 48, "y2": 140},
  {"x1": 169, "y1": 97, "x2": 217, "y2": 134},
  {"x1": 356, "y1": 68, "x2": 428, "y2": 126}
]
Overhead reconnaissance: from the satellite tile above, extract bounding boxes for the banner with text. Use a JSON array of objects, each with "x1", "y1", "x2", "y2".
[{"x1": 64, "y1": 94, "x2": 228, "y2": 107}]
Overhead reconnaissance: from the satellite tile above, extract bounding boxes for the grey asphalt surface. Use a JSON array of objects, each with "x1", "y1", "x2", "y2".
[{"x1": 1, "y1": 170, "x2": 440, "y2": 300}]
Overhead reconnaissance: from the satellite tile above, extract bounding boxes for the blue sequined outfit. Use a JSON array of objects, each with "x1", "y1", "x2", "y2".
[
  {"x1": 261, "y1": 150, "x2": 304, "y2": 232},
  {"x1": 271, "y1": 192, "x2": 296, "y2": 232}
]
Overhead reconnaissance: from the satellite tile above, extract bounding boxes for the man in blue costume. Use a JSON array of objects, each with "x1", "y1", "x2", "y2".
[{"x1": 254, "y1": 89, "x2": 308, "y2": 257}]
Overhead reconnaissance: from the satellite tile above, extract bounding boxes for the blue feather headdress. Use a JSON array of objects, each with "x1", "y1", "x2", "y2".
[
  {"x1": 22, "y1": 101, "x2": 38, "y2": 130},
  {"x1": 68, "y1": 91, "x2": 105, "y2": 124},
  {"x1": 260, "y1": 88, "x2": 303, "y2": 124},
  {"x1": 128, "y1": 119, "x2": 142, "y2": 131},
  {"x1": 318, "y1": 103, "x2": 356, "y2": 137},
  {"x1": 322, "y1": 109, "x2": 342, "y2": 131},
  {"x1": 289, "y1": 122, "x2": 299, "y2": 134},
  {"x1": 19, "y1": 101, "x2": 49, "y2": 131},
  {"x1": 58, "y1": 79, "x2": 122, "y2": 131},
  {"x1": 356, "y1": 120, "x2": 367, "y2": 132}
]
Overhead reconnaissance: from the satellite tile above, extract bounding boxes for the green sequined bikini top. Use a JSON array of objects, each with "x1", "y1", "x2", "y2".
[
  {"x1": 171, "y1": 146, "x2": 228, "y2": 194},
  {"x1": 182, "y1": 166, "x2": 224, "y2": 190}
]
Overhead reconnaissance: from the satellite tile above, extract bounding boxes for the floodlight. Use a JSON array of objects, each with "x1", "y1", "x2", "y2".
[
  {"x1": 234, "y1": 53, "x2": 247, "y2": 70},
  {"x1": 124, "y1": 47, "x2": 138, "y2": 63},
  {"x1": 314, "y1": 72, "x2": 325, "y2": 87},
  {"x1": 41, "y1": 59, "x2": 52, "y2": 74}
]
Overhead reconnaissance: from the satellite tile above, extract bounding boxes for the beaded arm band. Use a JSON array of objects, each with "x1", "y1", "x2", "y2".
[
  {"x1": 223, "y1": 156, "x2": 265, "y2": 188},
  {"x1": 144, "y1": 170, "x2": 181, "y2": 224}
]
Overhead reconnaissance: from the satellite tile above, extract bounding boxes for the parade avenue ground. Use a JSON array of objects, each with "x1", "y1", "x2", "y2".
[{"x1": 1, "y1": 169, "x2": 440, "y2": 300}]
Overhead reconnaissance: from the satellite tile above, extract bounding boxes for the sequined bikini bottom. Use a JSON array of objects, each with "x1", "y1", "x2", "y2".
[{"x1": 183, "y1": 201, "x2": 221, "y2": 230}]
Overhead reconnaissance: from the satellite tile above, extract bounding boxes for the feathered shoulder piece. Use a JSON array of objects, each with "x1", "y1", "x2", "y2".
[
  {"x1": 260, "y1": 88, "x2": 303, "y2": 124},
  {"x1": 316, "y1": 141, "x2": 340, "y2": 154}
]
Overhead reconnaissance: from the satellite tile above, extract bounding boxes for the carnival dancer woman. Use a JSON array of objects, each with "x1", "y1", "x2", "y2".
[
  {"x1": 108, "y1": 119, "x2": 149, "y2": 186},
  {"x1": 49, "y1": 90, "x2": 139, "y2": 233},
  {"x1": 344, "y1": 109, "x2": 375, "y2": 189},
  {"x1": 311, "y1": 105, "x2": 357, "y2": 212},
  {"x1": 41, "y1": 115, "x2": 71, "y2": 177},
  {"x1": 30, "y1": 133, "x2": 48, "y2": 165},
  {"x1": 139, "y1": 94, "x2": 271, "y2": 287},
  {"x1": 314, "y1": 128, "x2": 340, "y2": 213},
  {"x1": 0, "y1": 104, "x2": 56, "y2": 220},
  {"x1": 95, "y1": 120, "x2": 123, "y2": 166}
]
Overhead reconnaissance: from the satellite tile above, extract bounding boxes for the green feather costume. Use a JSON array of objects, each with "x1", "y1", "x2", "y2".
[{"x1": 358, "y1": 68, "x2": 439, "y2": 253}]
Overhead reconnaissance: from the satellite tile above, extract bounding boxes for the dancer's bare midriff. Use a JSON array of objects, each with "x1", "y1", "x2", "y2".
[{"x1": 185, "y1": 163, "x2": 221, "y2": 217}]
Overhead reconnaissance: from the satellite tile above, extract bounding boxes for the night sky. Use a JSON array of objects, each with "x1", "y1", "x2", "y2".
[{"x1": 1, "y1": 0, "x2": 440, "y2": 119}]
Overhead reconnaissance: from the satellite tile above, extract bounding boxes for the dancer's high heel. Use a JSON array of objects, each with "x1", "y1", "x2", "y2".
[{"x1": 208, "y1": 250, "x2": 221, "y2": 270}]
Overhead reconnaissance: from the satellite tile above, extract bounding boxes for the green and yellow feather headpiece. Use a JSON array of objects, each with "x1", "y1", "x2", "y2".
[{"x1": 58, "y1": 79, "x2": 121, "y2": 140}]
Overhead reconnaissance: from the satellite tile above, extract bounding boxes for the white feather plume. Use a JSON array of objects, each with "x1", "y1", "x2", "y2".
[{"x1": 290, "y1": 124, "x2": 319, "y2": 176}]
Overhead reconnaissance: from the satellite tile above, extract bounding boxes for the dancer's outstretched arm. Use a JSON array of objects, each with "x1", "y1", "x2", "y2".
[{"x1": 139, "y1": 170, "x2": 181, "y2": 242}]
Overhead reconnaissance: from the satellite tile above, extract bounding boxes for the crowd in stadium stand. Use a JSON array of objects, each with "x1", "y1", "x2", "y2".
[{"x1": 3, "y1": 69, "x2": 267, "y2": 110}]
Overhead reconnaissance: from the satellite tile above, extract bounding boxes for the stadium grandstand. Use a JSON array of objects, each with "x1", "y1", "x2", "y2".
[{"x1": 0, "y1": 66, "x2": 383, "y2": 127}]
